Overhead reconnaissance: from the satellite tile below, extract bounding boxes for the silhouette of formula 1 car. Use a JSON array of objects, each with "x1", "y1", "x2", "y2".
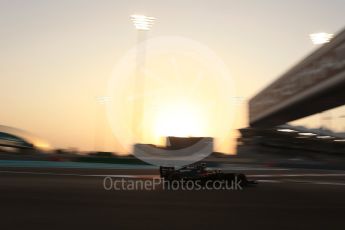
[{"x1": 159, "y1": 163, "x2": 257, "y2": 188}]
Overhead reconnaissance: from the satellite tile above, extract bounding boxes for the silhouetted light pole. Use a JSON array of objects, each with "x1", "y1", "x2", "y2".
[
  {"x1": 130, "y1": 15, "x2": 155, "y2": 143},
  {"x1": 94, "y1": 96, "x2": 111, "y2": 151}
]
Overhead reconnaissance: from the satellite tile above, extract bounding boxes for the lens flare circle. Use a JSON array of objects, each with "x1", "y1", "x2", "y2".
[{"x1": 107, "y1": 36, "x2": 236, "y2": 167}]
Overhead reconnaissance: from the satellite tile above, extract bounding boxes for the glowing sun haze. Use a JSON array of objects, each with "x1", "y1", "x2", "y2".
[
  {"x1": 1, "y1": 0, "x2": 345, "y2": 153},
  {"x1": 107, "y1": 36, "x2": 236, "y2": 153}
]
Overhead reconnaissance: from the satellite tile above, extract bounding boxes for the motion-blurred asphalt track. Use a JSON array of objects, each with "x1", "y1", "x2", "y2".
[{"x1": 1, "y1": 163, "x2": 345, "y2": 229}]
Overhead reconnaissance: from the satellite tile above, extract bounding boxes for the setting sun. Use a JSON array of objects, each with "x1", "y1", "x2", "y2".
[{"x1": 154, "y1": 102, "x2": 204, "y2": 138}]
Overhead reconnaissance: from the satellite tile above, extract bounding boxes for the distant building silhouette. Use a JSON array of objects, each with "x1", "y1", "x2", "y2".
[{"x1": 0, "y1": 125, "x2": 50, "y2": 151}]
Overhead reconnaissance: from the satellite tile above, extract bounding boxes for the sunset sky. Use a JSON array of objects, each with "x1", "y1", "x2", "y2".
[{"x1": 1, "y1": 0, "x2": 345, "y2": 153}]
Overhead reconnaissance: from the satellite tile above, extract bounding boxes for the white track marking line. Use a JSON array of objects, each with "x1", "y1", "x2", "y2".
[
  {"x1": 257, "y1": 179, "x2": 282, "y2": 183},
  {"x1": 0, "y1": 170, "x2": 159, "y2": 178},
  {"x1": 257, "y1": 178, "x2": 345, "y2": 186},
  {"x1": 253, "y1": 173, "x2": 345, "y2": 186},
  {"x1": 283, "y1": 179, "x2": 345, "y2": 186},
  {"x1": 311, "y1": 181, "x2": 345, "y2": 186},
  {"x1": 248, "y1": 173, "x2": 345, "y2": 178}
]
